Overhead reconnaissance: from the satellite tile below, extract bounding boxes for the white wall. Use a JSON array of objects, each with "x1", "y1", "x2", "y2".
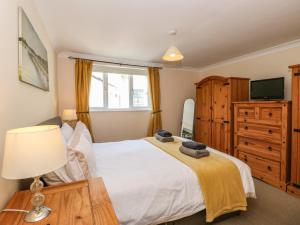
[
  {"x1": 57, "y1": 57, "x2": 199, "y2": 142},
  {"x1": 0, "y1": 0, "x2": 57, "y2": 208},
  {"x1": 197, "y1": 45, "x2": 300, "y2": 100}
]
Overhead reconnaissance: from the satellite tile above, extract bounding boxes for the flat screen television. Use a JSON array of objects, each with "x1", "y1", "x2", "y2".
[{"x1": 250, "y1": 77, "x2": 284, "y2": 100}]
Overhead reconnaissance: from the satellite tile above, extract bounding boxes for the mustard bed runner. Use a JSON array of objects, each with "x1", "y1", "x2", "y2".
[{"x1": 145, "y1": 137, "x2": 247, "y2": 222}]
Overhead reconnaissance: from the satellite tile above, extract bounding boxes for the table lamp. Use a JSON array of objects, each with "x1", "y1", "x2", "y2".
[
  {"x1": 62, "y1": 109, "x2": 77, "y2": 127},
  {"x1": 1, "y1": 125, "x2": 67, "y2": 222}
]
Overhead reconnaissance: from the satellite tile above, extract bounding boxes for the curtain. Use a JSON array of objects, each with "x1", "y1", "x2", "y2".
[
  {"x1": 75, "y1": 59, "x2": 94, "y2": 141},
  {"x1": 147, "y1": 67, "x2": 162, "y2": 136}
]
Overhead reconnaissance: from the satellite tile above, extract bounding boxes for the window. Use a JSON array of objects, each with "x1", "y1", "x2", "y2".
[{"x1": 89, "y1": 65, "x2": 150, "y2": 111}]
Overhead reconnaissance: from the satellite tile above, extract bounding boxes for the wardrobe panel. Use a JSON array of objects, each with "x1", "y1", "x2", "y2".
[
  {"x1": 291, "y1": 66, "x2": 300, "y2": 185},
  {"x1": 212, "y1": 79, "x2": 229, "y2": 123}
]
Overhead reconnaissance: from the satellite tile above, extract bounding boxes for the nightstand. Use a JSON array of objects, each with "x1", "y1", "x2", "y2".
[{"x1": 0, "y1": 178, "x2": 120, "y2": 225}]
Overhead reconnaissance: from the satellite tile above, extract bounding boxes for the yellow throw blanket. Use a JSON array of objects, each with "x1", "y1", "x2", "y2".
[{"x1": 145, "y1": 137, "x2": 247, "y2": 222}]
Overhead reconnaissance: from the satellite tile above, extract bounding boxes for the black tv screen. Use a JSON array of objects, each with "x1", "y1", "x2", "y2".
[{"x1": 250, "y1": 77, "x2": 284, "y2": 100}]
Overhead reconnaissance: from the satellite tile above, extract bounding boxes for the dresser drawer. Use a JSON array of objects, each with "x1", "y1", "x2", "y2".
[
  {"x1": 237, "y1": 107, "x2": 255, "y2": 119},
  {"x1": 238, "y1": 151, "x2": 280, "y2": 179},
  {"x1": 237, "y1": 136, "x2": 281, "y2": 161},
  {"x1": 237, "y1": 122, "x2": 281, "y2": 142},
  {"x1": 260, "y1": 107, "x2": 282, "y2": 123}
]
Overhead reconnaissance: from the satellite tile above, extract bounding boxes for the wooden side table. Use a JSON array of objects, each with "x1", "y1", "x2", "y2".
[{"x1": 0, "y1": 178, "x2": 120, "y2": 225}]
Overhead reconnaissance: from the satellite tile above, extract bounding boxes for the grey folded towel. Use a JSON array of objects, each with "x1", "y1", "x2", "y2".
[
  {"x1": 179, "y1": 146, "x2": 209, "y2": 158},
  {"x1": 182, "y1": 141, "x2": 206, "y2": 150},
  {"x1": 157, "y1": 129, "x2": 173, "y2": 137},
  {"x1": 155, "y1": 133, "x2": 174, "y2": 142}
]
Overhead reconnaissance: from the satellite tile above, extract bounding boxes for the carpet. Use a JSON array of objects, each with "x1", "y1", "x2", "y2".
[{"x1": 166, "y1": 179, "x2": 300, "y2": 225}]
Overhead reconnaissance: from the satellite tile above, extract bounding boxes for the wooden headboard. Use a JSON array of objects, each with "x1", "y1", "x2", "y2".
[{"x1": 38, "y1": 116, "x2": 63, "y2": 127}]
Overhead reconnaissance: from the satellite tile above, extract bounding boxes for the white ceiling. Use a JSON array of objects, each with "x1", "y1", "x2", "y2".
[{"x1": 34, "y1": 0, "x2": 300, "y2": 68}]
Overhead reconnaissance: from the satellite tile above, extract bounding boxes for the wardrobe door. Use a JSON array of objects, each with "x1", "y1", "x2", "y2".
[
  {"x1": 211, "y1": 79, "x2": 230, "y2": 153},
  {"x1": 195, "y1": 81, "x2": 212, "y2": 145},
  {"x1": 292, "y1": 67, "x2": 300, "y2": 185}
]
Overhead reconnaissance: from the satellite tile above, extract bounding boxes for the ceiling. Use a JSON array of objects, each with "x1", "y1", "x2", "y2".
[{"x1": 34, "y1": 0, "x2": 300, "y2": 68}]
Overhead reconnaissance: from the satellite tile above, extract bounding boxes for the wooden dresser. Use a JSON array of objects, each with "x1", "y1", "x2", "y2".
[
  {"x1": 0, "y1": 178, "x2": 120, "y2": 225},
  {"x1": 195, "y1": 76, "x2": 249, "y2": 155},
  {"x1": 234, "y1": 101, "x2": 291, "y2": 190},
  {"x1": 287, "y1": 64, "x2": 300, "y2": 198}
]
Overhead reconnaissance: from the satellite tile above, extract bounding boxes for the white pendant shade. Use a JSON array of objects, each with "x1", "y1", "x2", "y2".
[{"x1": 162, "y1": 46, "x2": 184, "y2": 61}]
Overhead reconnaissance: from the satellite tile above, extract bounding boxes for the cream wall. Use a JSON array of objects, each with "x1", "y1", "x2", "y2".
[
  {"x1": 0, "y1": 1, "x2": 57, "y2": 208},
  {"x1": 160, "y1": 69, "x2": 199, "y2": 134},
  {"x1": 197, "y1": 45, "x2": 300, "y2": 100},
  {"x1": 57, "y1": 57, "x2": 199, "y2": 142}
]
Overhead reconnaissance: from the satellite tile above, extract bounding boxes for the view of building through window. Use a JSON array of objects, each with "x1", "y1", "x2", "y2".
[{"x1": 89, "y1": 67, "x2": 150, "y2": 110}]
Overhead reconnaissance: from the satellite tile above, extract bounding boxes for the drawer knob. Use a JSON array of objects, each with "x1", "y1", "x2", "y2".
[
  {"x1": 267, "y1": 166, "x2": 272, "y2": 171},
  {"x1": 268, "y1": 129, "x2": 273, "y2": 134},
  {"x1": 245, "y1": 111, "x2": 248, "y2": 115},
  {"x1": 245, "y1": 126, "x2": 248, "y2": 130},
  {"x1": 269, "y1": 112, "x2": 273, "y2": 117},
  {"x1": 268, "y1": 146, "x2": 272, "y2": 151},
  {"x1": 244, "y1": 157, "x2": 248, "y2": 162},
  {"x1": 245, "y1": 141, "x2": 248, "y2": 145}
]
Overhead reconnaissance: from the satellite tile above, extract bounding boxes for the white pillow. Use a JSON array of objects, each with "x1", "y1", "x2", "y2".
[
  {"x1": 74, "y1": 121, "x2": 93, "y2": 144},
  {"x1": 60, "y1": 123, "x2": 74, "y2": 142},
  {"x1": 43, "y1": 148, "x2": 89, "y2": 185},
  {"x1": 70, "y1": 134, "x2": 96, "y2": 177},
  {"x1": 68, "y1": 125, "x2": 96, "y2": 177}
]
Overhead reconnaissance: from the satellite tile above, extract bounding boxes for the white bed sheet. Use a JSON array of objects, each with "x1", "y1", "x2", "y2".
[{"x1": 93, "y1": 137, "x2": 255, "y2": 225}]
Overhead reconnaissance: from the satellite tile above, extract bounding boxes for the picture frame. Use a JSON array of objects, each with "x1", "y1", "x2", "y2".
[{"x1": 18, "y1": 7, "x2": 49, "y2": 91}]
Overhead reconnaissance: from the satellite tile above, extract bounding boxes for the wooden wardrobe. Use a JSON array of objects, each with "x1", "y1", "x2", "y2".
[
  {"x1": 288, "y1": 64, "x2": 300, "y2": 197},
  {"x1": 195, "y1": 76, "x2": 249, "y2": 155}
]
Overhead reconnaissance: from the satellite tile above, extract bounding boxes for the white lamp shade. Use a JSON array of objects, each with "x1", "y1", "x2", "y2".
[
  {"x1": 162, "y1": 46, "x2": 184, "y2": 61},
  {"x1": 62, "y1": 109, "x2": 77, "y2": 121},
  {"x1": 1, "y1": 125, "x2": 67, "y2": 179}
]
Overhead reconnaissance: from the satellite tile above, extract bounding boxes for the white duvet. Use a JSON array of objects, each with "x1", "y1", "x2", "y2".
[{"x1": 93, "y1": 137, "x2": 256, "y2": 225}]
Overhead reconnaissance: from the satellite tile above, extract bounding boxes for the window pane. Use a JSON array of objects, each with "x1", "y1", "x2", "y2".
[
  {"x1": 108, "y1": 73, "x2": 129, "y2": 108},
  {"x1": 89, "y1": 72, "x2": 104, "y2": 108},
  {"x1": 132, "y1": 75, "x2": 148, "y2": 107}
]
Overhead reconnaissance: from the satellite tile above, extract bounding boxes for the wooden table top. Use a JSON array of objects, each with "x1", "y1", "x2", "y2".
[{"x1": 0, "y1": 178, "x2": 120, "y2": 225}]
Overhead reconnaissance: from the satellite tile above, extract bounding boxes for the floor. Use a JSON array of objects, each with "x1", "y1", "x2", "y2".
[{"x1": 168, "y1": 179, "x2": 300, "y2": 225}]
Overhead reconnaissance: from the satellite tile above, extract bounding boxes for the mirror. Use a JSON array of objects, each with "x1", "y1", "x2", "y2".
[{"x1": 181, "y1": 98, "x2": 195, "y2": 139}]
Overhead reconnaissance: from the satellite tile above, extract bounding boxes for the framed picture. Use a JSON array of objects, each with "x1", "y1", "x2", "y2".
[{"x1": 18, "y1": 8, "x2": 49, "y2": 91}]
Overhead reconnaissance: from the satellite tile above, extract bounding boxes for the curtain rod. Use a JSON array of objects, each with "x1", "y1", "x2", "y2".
[{"x1": 68, "y1": 56, "x2": 162, "y2": 69}]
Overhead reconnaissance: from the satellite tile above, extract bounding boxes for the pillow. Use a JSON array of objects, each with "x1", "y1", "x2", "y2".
[
  {"x1": 74, "y1": 121, "x2": 93, "y2": 144},
  {"x1": 60, "y1": 123, "x2": 74, "y2": 142},
  {"x1": 69, "y1": 133, "x2": 96, "y2": 177},
  {"x1": 43, "y1": 148, "x2": 90, "y2": 186}
]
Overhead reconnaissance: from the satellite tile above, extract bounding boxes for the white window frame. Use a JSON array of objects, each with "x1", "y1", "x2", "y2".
[{"x1": 90, "y1": 65, "x2": 151, "y2": 112}]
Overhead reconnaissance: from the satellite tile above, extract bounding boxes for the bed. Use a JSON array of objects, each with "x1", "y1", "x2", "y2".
[
  {"x1": 93, "y1": 138, "x2": 255, "y2": 225},
  {"x1": 39, "y1": 117, "x2": 256, "y2": 225}
]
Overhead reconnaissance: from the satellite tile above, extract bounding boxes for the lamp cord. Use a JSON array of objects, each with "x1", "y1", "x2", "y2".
[{"x1": 1, "y1": 209, "x2": 29, "y2": 213}]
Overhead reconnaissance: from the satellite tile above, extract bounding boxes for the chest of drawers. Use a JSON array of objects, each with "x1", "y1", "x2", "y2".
[{"x1": 233, "y1": 101, "x2": 291, "y2": 190}]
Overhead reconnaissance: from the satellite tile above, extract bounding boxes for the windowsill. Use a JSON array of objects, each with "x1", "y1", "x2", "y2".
[{"x1": 90, "y1": 108, "x2": 152, "y2": 112}]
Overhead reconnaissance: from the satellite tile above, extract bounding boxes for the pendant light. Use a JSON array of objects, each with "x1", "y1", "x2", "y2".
[{"x1": 162, "y1": 30, "x2": 184, "y2": 62}]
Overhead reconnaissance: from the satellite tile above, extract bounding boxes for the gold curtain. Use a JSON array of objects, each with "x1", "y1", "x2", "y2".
[
  {"x1": 75, "y1": 59, "x2": 94, "y2": 141},
  {"x1": 147, "y1": 67, "x2": 162, "y2": 136}
]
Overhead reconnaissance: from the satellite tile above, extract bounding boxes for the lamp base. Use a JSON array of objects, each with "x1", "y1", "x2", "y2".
[{"x1": 24, "y1": 206, "x2": 51, "y2": 222}]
